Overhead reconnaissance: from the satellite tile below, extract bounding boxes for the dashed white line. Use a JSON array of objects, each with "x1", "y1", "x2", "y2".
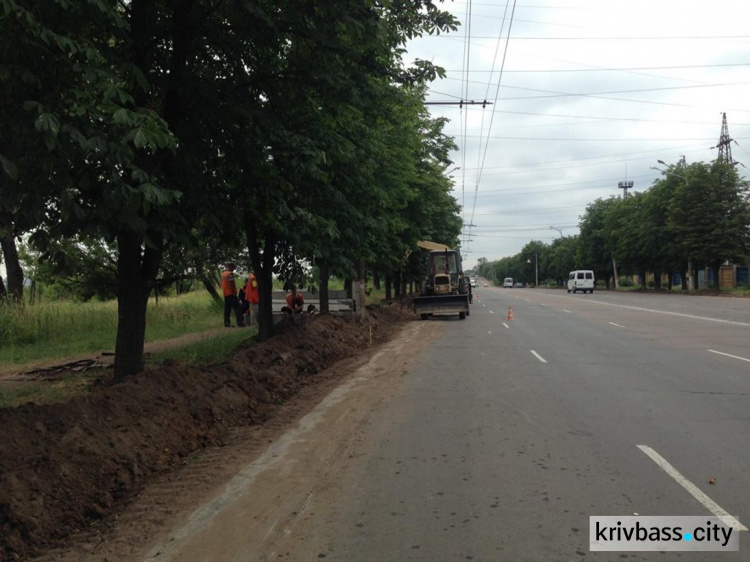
[
  {"x1": 563, "y1": 309, "x2": 572, "y2": 313},
  {"x1": 637, "y1": 445, "x2": 748, "y2": 532},
  {"x1": 708, "y1": 349, "x2": 750, "y2": 363},
  {"x1": 608, "y1": 322, "x2": 624, "y2": 328},
  {"x1": 578, "y1": 299, "x2": 750, "y2": 327},
  {"x1": 502, "y1": 323, "x2": 509, "y2": 329},
  {"x1": 489, "y1": 310, "x2": 494, "y2": 314},
  {"x1": 530, "y1": 350, "x2": 548, "y2": 363}
]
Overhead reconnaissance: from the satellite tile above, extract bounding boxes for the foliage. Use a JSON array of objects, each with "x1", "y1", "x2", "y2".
[{"x1": 667, "y1": 161, "x2": 750, "y2": 288}]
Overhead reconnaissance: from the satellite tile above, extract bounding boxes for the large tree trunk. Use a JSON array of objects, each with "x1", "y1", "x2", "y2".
[
  {"x1": 318, "y1": 263, "x2": 330, "y2": 313},
  {"x1": 114, "y1": 230, "x2": 162, "y2": 381},
  {"x1": 384, "y1": 273, "x2": 392, "y2": 300},
  {"x1": 0, "y1": 229, "x2": 24, "y2": 302},
  {"x1": 245, "y1": 216, "x2": 277, "y2": 342},
  {"x1": 0, "y1": 273, "x2": 6, "y2": 299}
]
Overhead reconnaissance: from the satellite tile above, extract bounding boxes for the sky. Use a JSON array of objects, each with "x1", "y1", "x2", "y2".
[{"x1": 405, "y1": 0, "x2": 750, "y2": 270}]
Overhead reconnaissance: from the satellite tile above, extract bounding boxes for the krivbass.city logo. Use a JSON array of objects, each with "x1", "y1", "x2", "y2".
[{"x1": 590, "y1": 516, "x2": 740, "y2": 551}]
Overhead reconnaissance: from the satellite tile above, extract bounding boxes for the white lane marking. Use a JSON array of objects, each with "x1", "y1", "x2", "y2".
[
  {"x1": 540, "y1": 303, "x2": 547, "y2": 306},
  {"x1": 708, "y1": 349, "x2": 750, "y2": 363},
  {"x1": 563, "y1": 309, "x2": 572, "y2": 313},
  {"x1": 609, "y1": 322, "x2": 624, "y2": 328},
  {"x1": 637, "y1": 445, "x2": 748, "y2": 532},
  {"x1": 530, "y1": 350, "x2": 548, "y2": 363},
  {"x1": 503, "y1": 323, "x2": 509, "y2": 329},
  {"x1": 488, "y1": 331, "x2": 492, "y2": 335},
  {"x1": 578, "y1": 299, "x2": 750, "y2": 327},
  {"x1": 489, "y1": 310, "x2": 494, "y2": 314}
]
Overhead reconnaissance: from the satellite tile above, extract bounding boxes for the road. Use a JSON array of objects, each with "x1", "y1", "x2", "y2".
[{"x1": 144, "y1": 286, "x2": 750, "y2": 561}]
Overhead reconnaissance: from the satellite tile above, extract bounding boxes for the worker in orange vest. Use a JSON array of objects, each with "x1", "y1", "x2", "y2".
[
  {"x1": 221, "y1": 263, "x2": 244, "y2": 327},
  {"x1": 283, "y1": 286, "x2": 304, "y2": 315},
  {"x1": 243, "y1": 272, "x2": 260, "y2": 328}
]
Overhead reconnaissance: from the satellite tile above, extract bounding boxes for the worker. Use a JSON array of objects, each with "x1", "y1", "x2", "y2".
[
  {"x1": 244, "y1": 271, "x2": 260, "y2": 328},
  {"x1": 221, "y1": 263, "x2": 244, "y2": 327},
  {"x1": 282, "y1": 286, "x2": 304, "y2": 315}
]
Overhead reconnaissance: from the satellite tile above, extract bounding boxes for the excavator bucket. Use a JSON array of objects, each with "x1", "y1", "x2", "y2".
[{"x1": 413, "y1": 293, "x2": 470, "y2": 319}]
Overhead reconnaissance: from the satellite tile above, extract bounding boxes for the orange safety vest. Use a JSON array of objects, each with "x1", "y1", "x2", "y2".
[
  {"x1": 221, "y1": 270, "x2": 237, "y2": 297},
  {"x1": 286, "y1": 292, "x2": 304, "y2": 309},
  {"x1": 245, "y1": 274, "x2": 260, "y2": 304}
]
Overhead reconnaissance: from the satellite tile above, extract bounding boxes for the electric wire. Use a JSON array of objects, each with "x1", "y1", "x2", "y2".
[{"x1": 467, "y1": 0, "x2": 518, "y2": 253}]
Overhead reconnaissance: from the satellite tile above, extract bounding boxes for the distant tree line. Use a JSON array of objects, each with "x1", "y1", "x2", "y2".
[
  {"x1": 0, "y1": 0, "x2": 463, "y2": 379},
  {"x1": 476, "y1": 159, "x2": 750, "y2": 289}
]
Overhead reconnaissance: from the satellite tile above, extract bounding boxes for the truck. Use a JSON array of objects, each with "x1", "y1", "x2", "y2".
[{"x1": 412, "y1": 241, "x2": 470, "y2": 320}]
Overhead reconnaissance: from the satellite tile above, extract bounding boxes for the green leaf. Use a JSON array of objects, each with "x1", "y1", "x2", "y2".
[
  {"x1": 0, "y1": 153, "x2": 18, "y2": 179},
  {"x1": 133, "y1": 129, "x2": 147, "y2": 149}
]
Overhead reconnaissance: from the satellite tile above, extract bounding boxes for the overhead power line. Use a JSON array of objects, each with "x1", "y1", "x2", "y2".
[{"x1": 443, "y1": 63, "x2": 750, "y2": 73}]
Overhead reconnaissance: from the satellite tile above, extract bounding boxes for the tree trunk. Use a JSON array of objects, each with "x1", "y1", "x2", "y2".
[
  {"x1": 393, "y1": 271, "x2": 402, "y2": 297},
  {"x1": 373, "y1": 271, "x2": 380, "y2": 290},
  {"x1": 712, "y1": 263, "x2": 721, "y2": 291},
  {"x1": 114, "y1": 230, "x2": 161, "y2": 381},
  {"x1": 384, "y1": 273, "x2": 392, "y2": 300},
  {"x1": 352, "y1": 260, "x2": 366, "y2": 318},
  {"x1": 318, "y1": 262, "x2": 330, "y2": 313},
  {"x1": 201, "y1": 273, "x2": 222, "y2": 304},
  {"x1": 653, "y1": 268, "x2": 662, "y2": 290},
  {"x1": 245, "y1": 218, "x2": 277, "y2": 342},
  {"x1": 0, "y1": 232, "x2": 24, "y2": 302},
  {"x1": 0, "y1": 274, "x2": 6, "y2": 299}
]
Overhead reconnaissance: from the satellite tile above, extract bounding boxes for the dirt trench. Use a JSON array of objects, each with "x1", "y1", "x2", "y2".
[{"x1": 0, "y1": 302, "x2": 420, "y2": 561}]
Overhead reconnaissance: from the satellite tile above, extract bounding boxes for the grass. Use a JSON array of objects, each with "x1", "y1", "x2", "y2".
[
  {"x1": 0, "y1": 291, "x2": 222, "y2": 372},
  {"x1": 0, "y1": 369, "x2": 109, "y2": 409},
  {"x1": 145, "y1": 328, "x2": 255, "y2": 365},
  {"x1": 0, "y1": 290, "x2": 257, "y2": 408}
]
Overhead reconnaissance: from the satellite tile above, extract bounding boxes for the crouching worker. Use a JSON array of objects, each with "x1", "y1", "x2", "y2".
[{"x1": 282, "y1": 287, "x2": 304, "y2": 315}]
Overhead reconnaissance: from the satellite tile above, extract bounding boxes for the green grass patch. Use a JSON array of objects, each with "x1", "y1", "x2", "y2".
[
  {"x1": 0, "y1": 292, "x2": 222, "y2": 371},
  {"x1": 145, "y1": 328, "x2": 255, "y2": 366}
]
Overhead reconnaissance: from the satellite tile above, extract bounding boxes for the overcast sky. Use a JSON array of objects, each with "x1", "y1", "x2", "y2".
[{"x1": 406, "y1": 0, "x2": 750, "y2": 269}]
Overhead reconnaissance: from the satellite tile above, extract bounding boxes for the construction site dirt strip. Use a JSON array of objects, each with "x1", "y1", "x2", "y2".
[{"x1": 0, "y1": 301, "x2": 423, "y2": 562}]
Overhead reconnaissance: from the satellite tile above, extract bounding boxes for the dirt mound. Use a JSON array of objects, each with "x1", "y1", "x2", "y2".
[{"x1": 0, "y1": 302, "x2": 415, "y2": 561}]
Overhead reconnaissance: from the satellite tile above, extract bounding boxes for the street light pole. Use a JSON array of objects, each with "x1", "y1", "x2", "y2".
[
  {"x1": 549, "y1": 226, "x2": 563, "y2": 238},
  {"x1": 528, "y1": 254, "x2": 538, "y2": 287}
]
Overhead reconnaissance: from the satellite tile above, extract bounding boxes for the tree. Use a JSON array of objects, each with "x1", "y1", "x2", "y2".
[
  {"x1": 578, "y1": 198, "x2": 619, "y2": 288},
  {"x1": 668, "y1": 161, "x2": 750, "y2": 290},
  {"x1": 546, "y1": 236, "x2": 579, "y2": 285}
]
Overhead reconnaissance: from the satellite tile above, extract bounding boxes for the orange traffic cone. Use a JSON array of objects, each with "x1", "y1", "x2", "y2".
[{"x1": 507, "y1": 306, "x2": 514, "y2": 321}]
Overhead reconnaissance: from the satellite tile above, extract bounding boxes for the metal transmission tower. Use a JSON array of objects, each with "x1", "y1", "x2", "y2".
[
  {"x1": 618, "y1": 180, "x2": 633, "y2": 198},
  {"x1": 715, "y1": 112, "x2": 735, "y2": 165}
]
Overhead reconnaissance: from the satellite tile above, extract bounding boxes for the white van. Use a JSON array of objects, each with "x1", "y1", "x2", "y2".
[
  {"x1": 503, "y1": 277, "x2": 514, "y2": 288},
  {"x1": 567, "y1": 270, "x2": 595, "y2": 293}
]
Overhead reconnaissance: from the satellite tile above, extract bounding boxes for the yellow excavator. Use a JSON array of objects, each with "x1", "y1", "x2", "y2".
[{"x1": 412, "y1": 241, "x2": 471, "y2": 320}]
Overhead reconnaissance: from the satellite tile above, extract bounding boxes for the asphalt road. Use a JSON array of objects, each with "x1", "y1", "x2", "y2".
[{"x1": 148, "y1": 285, "x2": 750, "y2": 562}]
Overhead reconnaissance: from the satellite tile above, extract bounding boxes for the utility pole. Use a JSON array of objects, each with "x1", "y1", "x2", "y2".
[{"x1": 425, "y1": 100, "x2": 493, "y2": 108}]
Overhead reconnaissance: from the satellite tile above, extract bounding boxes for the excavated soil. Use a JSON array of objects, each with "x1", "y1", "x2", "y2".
[{"x1": 0, "y1": 301, "x2": 418, "y2": 561}]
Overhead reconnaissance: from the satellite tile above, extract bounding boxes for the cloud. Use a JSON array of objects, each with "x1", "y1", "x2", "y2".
[{"x1": 407, "y1": 0, "x2": 750, "y2": 268}]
